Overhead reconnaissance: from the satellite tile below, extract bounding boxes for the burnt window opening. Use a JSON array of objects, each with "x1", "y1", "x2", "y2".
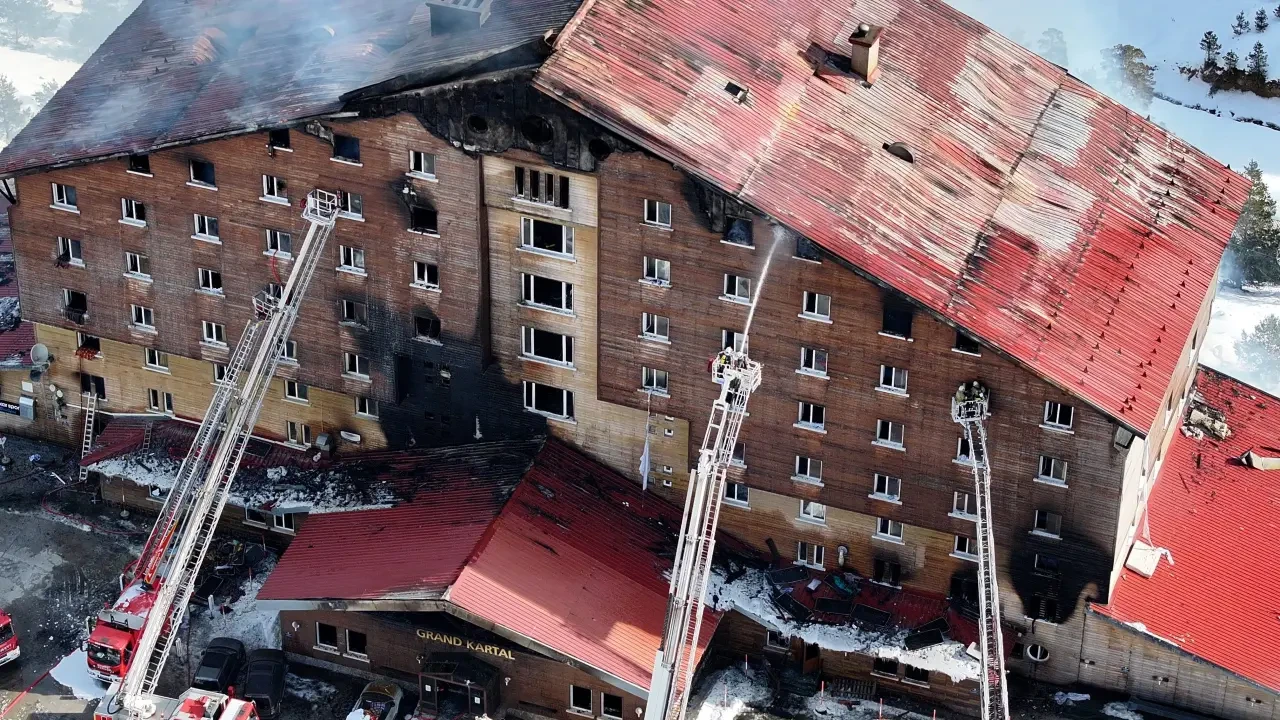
[
  {"x1": 415, "y1": 315, "x2": 441, "y2": 341},
  {"x1": 588, "y1": 138, "x2": 613, "y2": 161},
  {"x1": 795, "y1": 235, "x2": 822, "y2": 262},
  {"x1": 904, "y1": 665, "x2": 930, "y2": 685},
  {"x1": 340, "y1": 299, "x2": 368, "y2": 326},
  {"x1": 268, "y1": 129, "x2": 291, "y2": 150},
  {"x1": 80, "y1": 373, "x2": 106, "y2": 400},
  {"x1": 521, "y1": 217, "x2": 573, "y2": 256},
  {"x1": 1032, "y1": 596, "x2": 1059, "y2": 623},
  {"x1": 1034, "y1": 553, "x2": 1061, "y2": 577},
  {"x1": 514, "y1": 166, "x2": 571, "y2": 209},
  {"x1": 520, "y1": 116, "x2": 554, "y2": 145},
  {"x1": 883, "y1": 142, "x2": 915, "y2": 163},
  {"x1": 954, "y1": 330, "x2": 981, "y2": 355},
  {"x1": 873, "y1": 558, "x2": 900, "y2": 586},
  {"x1": 724, "y1": 81, "x2": 748, "y2": 103},
  {"x1": 723, "y1": 217, "x2": 753, "y2": 247},
  {"x1": 333, "y1": 134, "x2": 360, "y2": 163},
  {"x1": 949, "y1": 575, "x2": 978, "y2": 604},
  {"x1": 410, "y1": 206, "x2": 439, "y2": 234},
  {"x1": 189, "y1": 159, "x2": 216, "y2": 186},
  {"x1": 466, "y1": 115, "x2": 489, "y2": 133},
  {"x1": 77, "y1": 333, "x2": 101, "y2": 354},
  {"x1": 128, "y1": 154, "x2": 151, "y2": 174},
  {"x1": 63, "y1": 289, "x2": 88, "y2": 312},
  {"x1": 881, "y1": 297, "x2": 913, "y2": 338},
  {"x1": 872, "y1": 657, "x2": 899, "y2": 676}
]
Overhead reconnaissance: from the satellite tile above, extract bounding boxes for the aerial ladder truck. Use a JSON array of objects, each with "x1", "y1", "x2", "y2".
[{"x1": 90, "y1": 189, "x2": 341, "y2": 720}]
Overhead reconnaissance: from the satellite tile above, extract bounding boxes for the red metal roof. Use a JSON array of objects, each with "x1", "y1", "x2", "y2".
[
  {"x1": 449, "y1": 439, "x2": 719, "y2": 691},
  {"x1": 1092, "y1": 367, "x2": 1280, "y2": 693},
  {"x1": 535, "y1": 0, "x2": 1249, "y2": 431}
]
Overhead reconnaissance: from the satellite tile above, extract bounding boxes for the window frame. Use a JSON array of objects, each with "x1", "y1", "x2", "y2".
[
  {"x1": 265, "y1": 229, "x2": 292, "y2": 257},
  {"x1": 569, "y1": 686, "x2": 592, "y2": 715},
  {"x1": 355, "y1": 396, "x2": 379, "y2": 418},
  {"x1": 871, "y1": 473, "x2": 901, "y2": 502},
  {"x1": 197, "y1": 268, "x2": 223, "y2": 294},
  {"x1": 52, "y1": 182, "x2": 78, "y2": 209},
  {"x1": 337, "y1": 190, "x2": 364, "y2": 219},
  {"x1": 952, "y1": 535, "x2": 977, "y2": 560},
  {"x1": 521, "y1": 326, "x2": 574, "y2": 366},
  {"x1": 1033, "y1": 510, "x2": 1063, "y2": 538},
  {"x1": 409, "y1": 150, "x2": 436, "y2": 178},
  {"x1": 956, "y1": 436, "x2": 985, "y2": 465},
  {"x1": 120, "y1": 198, "x2": 147, "y2": 225},
  {"x1": 794, "y1": 456, "x2": 823, "y2": 484},
  {"x1": 338, "y1": 245, "x2": 366, "y2": 273},
  {"x1": 332, "y1": 134, "x2": 361, "y2": 164},
  {"x1": 413, "y1": 261, "x2": 440, "y2": 289},
  {"x1": 188, "y1": 159, "x2": 217, "y2": 188},
  {"x1": 340, "y1": 299, "x2": 368, "y2": 326},
  {"x1": 124, "y1": 251, "x2": 151, "y2": 279},
  {"x1": 799, "y1": 499, "x2": 827, "y2": 523},
  {"x1": 1042, "y1": 401, "x2": 1075, "y2": 431},
  {"x1": 875, "y1": 419, "x2": 905, "y2": 449},
  {"x1": 520, "y1": 216, "x2": 575, "y2": 258},
  {"x1": 795, "y1": 541, "x2": 824, "y2": 569},
  {"x1": 345, "y1": 629, "x2": 369, "y2": 659},
  {"x1": 261, "y1": 174, "x2": 288, "y2": 201},
  {"x1": 131, "y1": 304, "x2": 155, "y2": 329},
  {"x1": 522, "y1": 380, "x2": 575, "y2": 420},
  {"x1": 414, "y1": 315, "x2": 442, "y2": 343},
  {"x1": 144, "y1": 347, "x2": 169, "y2": 371},
  {"x1": 284, "y1": 380, "x2": 309, "y2": 403},
  {"x1": 642, "y1": 256, "x2": 671, "y2": 286},
  {"x1": 286, "y1": 420, "x2": 313, "y2": 448},
  {"x1": 315, "y1": 622, "x2": 338, "y2": 651},
  {"x1": 268, "y1": 129, "x2": 291, "y2": 150},
  {"x1": 521, "y1": 273, "x2": 573, "y2": 313},
  {"x1": 201, "y1": 321, "x2": 227, "y2": 346},
  {"x1": 878, "y1": 365, "x2": 908, "y2": 394},
  {"x1": 641, "y1": 313, "x2": 670, "y2": 342},
  {"x1": 953, "y1": 331, "x2": 982, "y2": 356},
  {"x1": 343, "y1": 352, "x2": 370, "y2": 379},
  {"x1": 796, "y1": 401, "x2": 826, "y2": 432},
  {"x1": 723, "y1": 481, "x2": 749, "y2": 506},
  {"x1": 193, "y1": 213, "x2": 220, "y2": 241},
  {"x1": 799, "y1": 347, "x2": 828, "y2": 377},
  {"x1": 57, "y1": 236, "x2": 84, "y2": 265},
  {"x1": 641, "y1": 366, "x2": 670, "y2": 395},
  {"x1": 600, "y1": 693, "x2": 623, "y2": 720},
  {"x1": 1037, "y1": 455, "x2": 1068, "y2": 486},
  {"x1": 875, "y1": 517, "x2": 904, "y2": 542},
  {"x1": 801, "y1": 291, "x2": 832, "y2": 321},
  {"x1": 146, "y1": 388, "x2": 173, "y2": 415},
  {"x1": 722, "y1": 273, "x2": 751, "y2": 303},
  {"x1": 880, "y1": 299, "x2": 914, "y2": 339},
  {"x1": 643, "y1": 199, "x2": 672, "y2": 228},
  {"x1": 952, "y1": 491, "x2": 977, "y2": 520}
]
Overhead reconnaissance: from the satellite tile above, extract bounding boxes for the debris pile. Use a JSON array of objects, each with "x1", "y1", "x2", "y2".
[{"x1": 1182, "y1": 392, "x2": 1230, "y2": 440}]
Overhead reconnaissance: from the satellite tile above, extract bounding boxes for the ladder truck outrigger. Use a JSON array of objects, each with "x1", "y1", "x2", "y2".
[{"x1": 89, "y1": 189, "x2": 342, "y2": 720}]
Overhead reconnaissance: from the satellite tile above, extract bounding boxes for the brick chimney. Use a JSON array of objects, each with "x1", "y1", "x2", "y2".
[{"x1": 849, "y1": 23, "x2": 883, "y2": 84}]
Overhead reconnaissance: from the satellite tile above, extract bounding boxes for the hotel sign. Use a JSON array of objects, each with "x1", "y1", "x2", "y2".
[{"x1": 417, "y1": 629, "x2": 515, "y2": 660}]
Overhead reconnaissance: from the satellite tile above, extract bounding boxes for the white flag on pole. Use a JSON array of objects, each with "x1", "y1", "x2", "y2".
[{"x1": 639, "y1": 434, "x2": 651, "y2": 492}]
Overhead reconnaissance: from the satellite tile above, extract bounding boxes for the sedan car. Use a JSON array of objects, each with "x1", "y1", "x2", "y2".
[
  {"x1": 241, "y1": 649, "x2": 287, "y2": 719},
  {"x1": 191, "y1": 637, "x2": 245, "y2": 693},
  {"x1": 349, "y1": 681, "x2": 404, "y2": 720}
]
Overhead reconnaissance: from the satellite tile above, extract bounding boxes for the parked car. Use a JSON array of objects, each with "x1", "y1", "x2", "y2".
[
  {"x1": 349, "y1": 682, "x2": 404, "y2": 720},
  {"x1": 241, "y1": 649, "x2": 287, "y2": 719},
  {"x1": 191, "y1": 637, "x2": 245, "y2": 693},
  {"x1": 0, "y1": 610, "x2": 19, "y2": 668}
]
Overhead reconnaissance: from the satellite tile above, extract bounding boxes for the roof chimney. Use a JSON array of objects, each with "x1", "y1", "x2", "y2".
[
  {"x1": 425, "y1": 0, "x2": 492, "y2": 36},
  {"x1": 848, "y1": 23, "x2": 883, "y2": 84}
]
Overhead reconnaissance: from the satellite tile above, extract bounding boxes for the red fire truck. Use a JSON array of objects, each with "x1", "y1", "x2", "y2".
[
  {"x1": 0, "y1": 609, "x2": 20, "y2": 667},
  {"x1": 84, "y1": 579, "x2": 157, "y2": 682},
  {"x1": 94, "y1": 687, "x2": 259, "y2": 720}
]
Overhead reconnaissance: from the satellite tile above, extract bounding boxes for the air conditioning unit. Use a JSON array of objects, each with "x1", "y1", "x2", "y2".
[
  {"x1": 314, "y1": 433, "x2": 332, "y2": 452},
  {"x1": 339, "y1": 430, "x2": 362, "y2": 444}
]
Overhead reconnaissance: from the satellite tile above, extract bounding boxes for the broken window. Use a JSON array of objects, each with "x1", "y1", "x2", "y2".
[
  {"x1": 284, "y1": 380, "x2": 308, "y2": 402},
  {"x1": 872, "y1": 473, "x2": 900, "y2": 501},
  {"x1": 569, "y1": 686, "x2": 592, "y2": 714},
  {"x1": 1034, "y1": 554, "x2": 1061, "y2": 576},
  {"x1": 212, "y1": 364, "x2": 227, "y2": 383},
  {"x1": 77, "y1": 333, "x2": 101, "y2": 356},
  {"x1": 265, "y1": 229, "x2": 292, "y2": 256},
  {"x1": 332, "y1": 134, "x2": 361, "y2": 163},
  {"x1": 57, "y1": 236, "x2": 83, "y2": 265},
  {"x1": 875, "y1": 517, "x2": 903, "y2": 541},
  {"x1": 722, "y1": 329, "x2": 745, "y2": 353},
  {"x1": 1031, "y1": 596, "x2": 1059, "y2": 622},
  {"x1": 643, "y1": 199, "x2": 672, "y2": 227},
  {"x1": 410, "y1": 205, "x2": 438, "y2": 234},
  {"x1": 801, "y1": 291, "x2": 831, "y2": 320},
  {"x1": 286, "y1": 421, "x2": 312, "y2": 447},
  {"x1": 415, "y1": 315, "x2": 441, "y2": 342},
  {"x1": 121, "y1": 198, "x2": 147, "y2": 225},
  {"x1": 189, "y1": 159, "x2": 216, "y2": 187},
  {"x1": 202, "y1": 321, "x2": 226, "y2": 345},
  {"x1": 268, "y1": 129, "x2": 290, "y2": 150},
  {"x1": 796, "y1": 541, "x2": 824, "y2": 569},
  {"x1": 954, "y1": 330, "x2": 982, "y2": 355},
  {"x1": 52, "y1": 183, "x2": 77, "y2": 209},
  {"x1": 521, "y1": 273, "x2": 573, "y2": 312},
  {"x1": 638, "y1": 313, "x2": 669, "y2": 342},
  {"x1": 131, "y1": 304, "x2": 154, "y2": 329},
  {"x1": 643, "y1": 256, "x2": 671, "y2": 285},
  {"x1": 339, "y1": 246, "x2": 365, "y2": 273},
  {"x1": 873, "y1": 558, "x2": 900, "y2": 586},
  {"x1": 409, "y1": 150, "x2": 436, "y2": 177},
  {"x1": 876, "y1": 419, "x2": 904, "y2": 448},
  {"x1": 62, "y1": 289, "x2": 88, "y2": 322},
  {"x1": 642, "y1": 366, "x2": 669, "y2": 394},
  {"x1": 337, "y1": 190, "x2": 363, "y2": 218},
  {"x1": 723, "y1": 217, "x2": 752, "y2": 246},
  {"x1": 345, "y1": 629, "x2": 368, "y2": 657},
  {"x1": 723, "y1": 274, "x2": 751, "y2": 302},
  {"x1": 521, "y1": 217, "x2": 574, "y2": 256},
  {"x1": 800, "y1": 499, "x2": 826, "y2": 522},
  {"x1": 340, "y1": 299, "x2": 367, "y2": 325},
  {"x1": 198, "y1": 268, "x2": 223, "y2": 294},
  {"x1": 881, "y1": 297, "x2": 913, "y2": 338},
  {"x1": 723, "y1": 482, "x2": 749, "y2": 504},
  {"x1": 601, "y1": 693, "x2": 623, "y2": 720},
  {"x1": 903, "y1": 665, "x2": 930, "y2": 685},
  {"x1": 765, "y1": 631, "x2": 789, "y2": 650},
  {"x1": 1113, "y1": 426, "x2": 1136, "y2": 450},
  {"x1": 413, "y1": 261, "x2": 440, "y2": 288},
  {"x1": 193, "y1": 214, "x2": 219, "y2": 240},
  {"x1": 872, "y1": 657, "x2": 899, "y2": 677},
  {"x1": 956, "y1": 436, "x2": 984, "y2": 464},
  {"x1": 144, "y1": 348, "x2": 169, "y2": 370},
  {"x1": 953, "y1": 535, "x2": 975, "y2": 558},
  {"x1": 315, "y1": 623, "x2": 337, "y2": 649},
  {"x1": 523, "y1": 381, "x2": 574, "y2": 420},
  {"x1": 879, "y1": 365, "x2": 907, "y2": 393},
  {"x1": 797, "y1": 401, "x2": 825, "y2": 431},
  {"x1": 127, "y1": 155, "x2": 150, "y2": 174},
  {"x1": 262, "y1": 175, "x2": 288, "y2": 201},
  {"x1": 521, "y1": 326, "x2": 573, "y2": 365},
  {"x1": 1037, "y1": 455, "x2": 1068, "y2": 485},
  {"x1": 514, "y1": 166, "x2": 570, "y2": 209},
  {"x1": 280, "y1": 340, "x2": 297, "y2": 362},
  {"x1": 799, "y1": 347, "x2": 828, "y2": 376},
  {"x1": 1033, "y1": 510, "x2": 1062, "y2": 538},
  {"x1": 356, "y1": 397, "x2": 378, "y2": 418},
  {"x1": 80, "y1": 373, "x2": 106, "y2": 400},
  {"x1": 795, "y1": 235, "x2": 822, "y2": 262},
  {"x1": 731, "y1": 441, "x2": 746, "y2": 466},
  {"x1": 125, "y1": 251, "x2": 151, "y2": 278},
  {"x1": 344, "y1": 352, "x2": 370, "y2": 378},
  {"x1": 1043, "y1": 401, "x2": 1074, "y2": 430},
  {"x1": 953, "y1": 491, "x2": 976, "y2": 518},
  {"x1": 794, "y1": 456, "x2": 822, "y2": 483}
]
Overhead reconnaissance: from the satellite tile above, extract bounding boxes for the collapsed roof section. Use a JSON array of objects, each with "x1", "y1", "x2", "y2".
[{"x1": 534, "y1": 0, "x2": 1249, "y2": 432}]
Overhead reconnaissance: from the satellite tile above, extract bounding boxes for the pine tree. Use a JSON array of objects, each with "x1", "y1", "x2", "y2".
[
  {"x1": 1274, "y1": 3, "x2": 1280, "y2": 19},
  {"x1": 1234, "y1": 11, "x2": 1251, "y2": 34},
  {"x1": 1225, "y1": 50, "x2": 1241, "y2": 70},
  {"x1": 31, "y1": 80, "x2": 59, "y2": 110},
  {"x1": 1247, "y1": 41, "x2": 1269, "y2": 79},
  {"x1": 1224, "y1": 161, "x2": 1280, "y2": 285},
  {"x1": 1235, "y1": 315, "x2": 1280, "y2": 388},
  {"x1": 0, "y1": 76, "x2": 32, "y2": 143},
  {"x1": 1201, "y1": 30, "x2": 1222, "y2": 67},
  {"x1": 1257, "y1": 8, "x2": 1270, "y2": 32},
  {"x1": 1037, "y1": 28, "x2": 1069, "y2": 67},
  {"x1": 0, "y1": 0, "x2": 59, "y2": 42},
  {"x1": 1100, "y1": 44, "x2": 1157, "y2": 109}
]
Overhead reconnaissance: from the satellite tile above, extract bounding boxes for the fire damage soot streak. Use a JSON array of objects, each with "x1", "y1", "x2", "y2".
[{"x1": 417, "y1": 629, "x2": 515, "y2": 660}]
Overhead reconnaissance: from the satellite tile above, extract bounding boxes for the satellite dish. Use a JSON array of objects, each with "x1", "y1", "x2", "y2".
[{"x1": 30, "y1": 344, "x2": 49, "y2": 365}]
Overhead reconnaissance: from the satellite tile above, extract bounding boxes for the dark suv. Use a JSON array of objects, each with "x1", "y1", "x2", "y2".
[
  {"x1": 241, "y1": 649, "x2": 287, "y2": 719},
  {"x1": 191, "y1": 637, "x2": 245, "y2": 694}
]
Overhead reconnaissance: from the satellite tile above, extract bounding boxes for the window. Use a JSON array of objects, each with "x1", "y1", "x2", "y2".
[
  {"x1": 268, "y1": 129, "x2": 290, "y2": 149},
  {"x1": 521, "y1": 273, "x2": 573, "y2": 312},
  {"x1": 125, "y1": 251, "x2": 151, "y2": 278},
  {"x1": 904, "y1": 665, "x2": 930, "y2": 686},
  {"x1": 193, "y1": 214, "x2": 220, "y2": 240},
  {"x1": 340, "y1": 299, "x2": 368, "y2": 325},
  {"x1": 952, "y1": 492, "x2": 976, "y2": 519},
  {"x1": 514, "y1": 166, "x2": 571, "y2": 209},
  {"x1": 198, "y1": 268, "x2": 223, "y2": 294},
  {"x1": 643, "y1": 256, "x2": 671, "y2": 285},
  {"x1": 521, "y1": 326, "x2": 573, "y2": 365},
  {"x1": 872, "y1": 658, "x2": 899, "y2": 677},
  {"x1": 415, "y1": 315, "x2": 441, "y2": 342},
  {"x1": 599, "y1": 694, "x2": 622, "y2": 720},
  {"x1": 245, "y1": 507, "x2": 272, "y2": 526},
  {"x1": 265, "y1": 229, "x2": 292, "y2": 256},
  {"x1": 1031, "y1": 597, "x2": 1059, "y2": 622},
  {"x1": 316, "y1": 623, "x2": 338, "y2": 650},
  {"x1": 280, "y1": 340, "x2": 298, "y2": 362},
  {"x1": 523, "y1": 381, "x2": 574, "y2": 419},
  {"x1": 409, "y1": 150, "x2": 436, "y2": 177},
  {"x1": 189, "y1": 159, "x2": 216, "y2": 187},
  {"x1": 872, "y1": 473, "x2": 901, "y2": 501},
  {"x1": 881, "y1": 298, "x2": 913, "y2": 338},
  {"x1": 953, "y1": 535, "x2": 976, "y2": 559},
  {"x1": 77, "y1": 333, "x2": 101, "y2": 356},
  {"x1": 202, "y1": 321, "x2": 226, "y2": 345},
  {"x1": 1033, "y1": 510, "x2": 1062, "y2": 538},
  {"x1": 286, "y1": 420, "x2": 312, "y2": 447},
  {"x1": 569, "y1": 686, "x2": 592, "y2": 714},
  {"x1": 1037, "y1": 456, "x2": 1068, "y2": 485},
  {"x1": 642, "y1": 367, "x2": 669, "y2": 394},
  {"x1": 1025, "y1": 645, "x2": 1049, "y2": 662},
  {"x1": 1043, "y1": 401, "x2": 1074, "y2": 430},
  {"x1": 800, "y1": 499, "x2": 826, "y2": 522},
  {"x1": 722, "y1": 329, "x2": 745, "y2": 353},
  {"x1": 337, "y1": 190, "x2": 363, "y2": 218},
  {"x1": 409, "y1": 205, "x2": 438, "y2": 234},
  {"x1": 794, "y1": 456, "x2": 823, "y2": 483},
  {"x1": 875, "y1": 420, "x2": 904, "y2": 448},
  {"x1": 356, "y1": 396, "x2": 379, "y2": 418},
  {"x1": 765, "y1": 631, "x2": 789, "y2": 650},
  {"x1": 723, "y1": 217, "x2": 752, "y2": 247},
  {"x1": 731, "y1": 441, "x2": 746, "y2": 466},
  {"x1": 57, "y1": 236, "x2": 83, "y2": 265},
  {"x1": 873, "y1": 558, "x2": 901, "y2": 586},
  {"x1": 1034, "y1": 554, "x2": 1061, "y2": 576},
  {"x1": 62, "y1": 289, "x2": 88, "y2": 321},
  {"x1": 954, "y1": 331, "x2": 981, "y2": 355},
  {"x1": 339, "y1": 245, "x2": 366, "y2": 273},
  {"x1": 271, "y1": 511, "x2": 296, "y2": 533},
  {"x1": 262, "y1": 174, "x2": 288, "y2": 201},
  {"x1": 81, "y1": 373, "x2": 106, "y2": 400},
  {"x1": 131, "y1": 304, "x2": 154, "y2": 329},
  {"x1": 144, "y1": 348, "x2": 169, "y2": 371},
  {"x1": 52, "y1": 183, "x2": 77, "y2": 209},
  {"x1": 121, "y1": 198, "x2": 147, "y2": 225},
  {"x1": 801, "y1": 291, "x2": 831, "y2": 320},
  {"x1": 332, "y1": 134, "x2": 360, "y2": 163},
  {"x1": 147, "y1": 389, "x2": 173, "y2": 414},
  {"x1": 284, "y1": 380, "x2": 309, "y2": 402},
  {"x1": 413, "y1": 261, "x2": 440, "y2": 288},
  {"x1": 723, "y1": 482, "x2": 749, "y2": 505},
  {"x1": 875, "y1": 517, "x2": 903, "y2": 541},
  {"x1": 797, "y1": 401, "x2": 825, "y2": 431},
  {"x1": 796, "y1": 541, "x2": 824, "y2": 569},
  {"x1": 266, "y1": 283, "x2": 283, "y2": 300},
  {"x1": 520, "y1": 217, "x2": 574, "y2": 257},
  {"x1": 213, "y1": 364, "x2": 227, "y2": 383},
  {"x1": 128, "y1": 154, "x2": 150, "y2": 174},
  {"x1": 643, "y1": 199, "x2": 672, "y2": 227},
  {"x1": 723, "y1": 274, "x2": 751, "y2": 302},
  {"x1": 956, "y1": 436, "x2": 984, "y2": 464},
  {"x1": 799, "y1": 347, "x2": 828, "y2": 376},
  {"x1": 344, "y1": 352, "x2": 370, "y2": 378},
  {"x1": 878, "y1": 365, "x2": 907, "y2": 394},
  {"x1": 346, "y1": 630, "x2": 368, "y2": 658}
]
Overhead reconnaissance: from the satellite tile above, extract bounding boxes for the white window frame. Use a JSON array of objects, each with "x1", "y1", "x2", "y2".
[
  {"x1": 338, "y1": 245, "x2": 366, "y2": 274},
  {"x1": 57, "y1": 236, "x2": 84, "y2": 266},
  {"x1": 198, "y1": 268, "x2": 223, "y2": 295},
  {"x1": 144, "y1": 347, "x2": 169, "y2": 372},
  {"x1": 120, "y1": 198, "x2": 146, "y2": 226},
  {"x1": 523, "y1": 380, "x2": 574, "y2": 421},
  {"x1": 413, "y1": 261, "x2": 439, "y2": 289},
  {"x1": 340, "y1": 299, "x2": 367, "y2": 325},
  {"x1": 793, "y1": 456, "x2": 823, "y2": 485},
  {"x1": 1033, "y1": 510, "x2": 1063, "y2": 539},
  {"x1": 280, "y1": 339, "x2": 298, "y2": 363},
  {"x1": 951, "y1": 491, "x2": 977, "y2": 520},
  {"x1": 201, "y1": 321, "x2": 226, "y2": 346},
  {"x1": 520, "y1": 216, "x2": 575, "y2": 258},
  {"x1": 262, "y1": 174, "x2": 288, "y2": 202},
  {"x1": 1037, "y1": 455, "x2": 1068, "y2": 487},
  {"x1": 343, "y1": 352, "x2": 370, "y2": 379},
  {"x1": 147, "y1": 389, "x2": 174, "y2": 415},
  {"x1": 795, "y1": 541, "x2": 824, "y2": 569},
  {"x1": 800, "y1": 291, "x2": 831, "y2": 321},
  {"x1": 875, "y1": 419, "x2": 904, "y2": 449},
  {"x1": 51, "y1": 182, "x2": 77, "y2": 210},
  {"x1": 284, "y1": 380, "x2": 309, "y2": 403},
  {"x1": 188, "y1": 159, "x2": 216, "y2": 188},
  {"x1": 799, "y1": 499, "x2": 827, "y2": 524},
  {"x1": 124, "y1": 251, "x2": 150, "y2": 280},
  {"x1": 730, "y1": 441, "x2": 746, "y2": 467},
  {"x1": 521, "y1": 273, "x2": 573, "y2": 313},
  {"x1": 1042, "y1": 401, "x2": 1074, "y2": 432},
  {"x1": 265, "y1": 229, "x2": 292, "y2": 258},
  {"x1": 643, "y1": 199, "x2": 672, "y2": 228},
  {"x1": 213, "y1": 364, "x2": 228, "y2": 384},
  {"x1": 131, "y1": 304, "x2": 155, "y2": 330},
  {"x1": 878, "y1": 365, "x2": 908, "y2": 395},
  {"x1": 875, "y1": 517, "x2": 904, "y2": 543},
  {"x1": 408, "y1": 150, "x2": 436, "y2": 178},
  {"x1": 796, "y1": 401, "x2": 826, "y2": 433},
  {"x1": 314, "y1": 622, "x2": 338, "y2": 651},
  {"x1": 642, "y1": 256, "x2": 671, "y2": 286},
  {"x1": 286, "y1": 420, "x2": 312, "y2": 448},
  {"x1": 722, "y1": 482, "x2": 749, "y2": 507},
  {"x1": 798, "y1": 347, "x2": 828, "y2": 377},
  {"x1": 765, "y1": 631, "x2": 789, "y2": 651},
  {"x1": 870, "y1": 473, "x2": 901, "y2": 503},
  {"x1": 337, "y1": 190, "x2": 363, "y2": 219},
  {"x1": 952, "y1": 535, "x2": 977, "y2": 561},
  {"x1": 355, "y1": 396, "x2": 379, "y2": 418},
  {"x1": 955, "y1": 436, "x2": 985, "y2": 465},
  {"x1": 721, "y1": 329, "x2": 745, "y2": 353},
  {"x1": 641, "y1": 366, "x2": 669, "y2": 395},
  {"x1": 521, "y1": 326, "x2": 574, "y2": 367},
  {"x1": 722, "y1": 273, "x2": 751, "y2": 303},
  {"x1": 193, "y1": 213, "x2": 220, "y2": 241},
  {"x1": 641, "y1": 313, "x2": 670, "y2": 342},
  {"x1": 569, "y1": 685, "x2": 593, "y2": 715}
]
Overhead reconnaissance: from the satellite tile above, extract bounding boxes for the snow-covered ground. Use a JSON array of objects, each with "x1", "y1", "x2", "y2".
[
  {"x1": 50, "y1": 648, "x2": 110, "y2": 700},
  {"x1": 1201, "y1": 285, "x2": 1280, "y2": 395},
  {"x1": 184, "y1": 558, "x2": 281, "y2": 654},
  {"x1": 1102, "y1": 702, "x2": 1146, "y2": 720}
]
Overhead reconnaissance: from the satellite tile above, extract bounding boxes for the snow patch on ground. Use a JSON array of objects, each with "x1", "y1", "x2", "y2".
[
  {"x1": 691, "y1": 667, "x2": 773, "y2": 720},
  {"x1": 707, "y1": 570, "x2": 980, "y2": 682},
  {"x1": 50, "y1": 649, "x2": 108, "y2": 700},
  {"x1": 187, "y1": 558, "x2": 280, "y2": 654},
  {"x1": 89, "y1": 453, "x2": 183, "y2": 491},
  {"x1": 285, "y1": 674, "x2": 341, "y2": 703},
  {"x1": 1103, "y1": 702, "x2": 1146, "y2": 720}
]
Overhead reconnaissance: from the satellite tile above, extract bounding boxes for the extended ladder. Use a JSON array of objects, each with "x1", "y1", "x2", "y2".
[
  {"x1": 951, "y1": 382, "x2": 1009, "y2": 720},
  {"x1": 116, "y1": 190, "x2": 340, "y2": 719},
  {"x1": 647, "y1": 347, "x2": 762, "y2": 720},
  {"x1": 78, "y1": 392, "x2": 98, "y2": 482}
]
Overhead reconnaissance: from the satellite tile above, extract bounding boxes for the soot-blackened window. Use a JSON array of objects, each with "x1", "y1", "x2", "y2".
[{"x1": 410, "y1": 206, "x2": 438, "y2": 234}]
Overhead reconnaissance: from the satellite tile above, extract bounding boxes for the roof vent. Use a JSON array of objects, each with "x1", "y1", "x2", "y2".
[
  {"x1": 849, "y1": 23, "x2": 883, "y2": 84},
  {"x1": 882, "y1": 142, "x2": 913, "y2": 163},
  {"x1": 425, "y1": 0, "x2": 492, "y2": 36},
  {"x1": 724, "y1": 81, "x2": 749, "y2": 103}
]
